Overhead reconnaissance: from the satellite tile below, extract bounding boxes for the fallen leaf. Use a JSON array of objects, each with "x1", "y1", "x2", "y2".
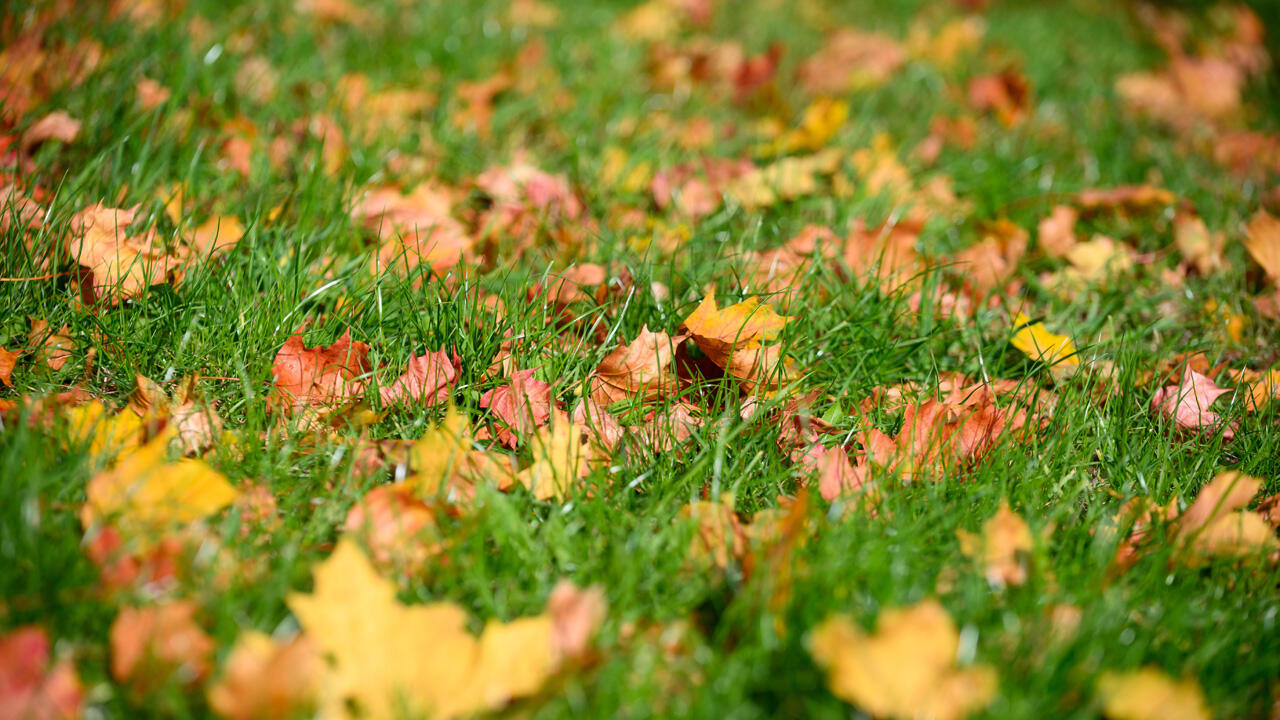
[
  {"x1": 969, "y1": 69, "x2": 1030, "y2": 125},
  {"x1": 1244, "y1": 209, "x2": 1280, "y2": 284},
  {"x1": 28, "y1": 318, "x2": 72, "y2": 371},
  {"x1": 1173, "y1": 212, "x2": 1225, "y2": 275},
  {"x1": 188, "y1": 215, "x2": 245, "y2": 257},
  {"x1": 378, "y1": 350, "x2": 457, "y2": 406},
  {"x1": 342, "y1": 485, "x2": 442, "y2": 575},
  {"x1": 288, "y1": 538, "x2": 589, "y2": 720},
  {"x1": 0, "y1": 346, "x2": 20, "y2": 385},
  {"x1": 547, "y1": 581, "x2": 607, "y2": 661},
  {"x1": 681, "y1": 294, "x2": 789, "y2": 365},
  {"x1": 1037, "y1": 205, "x2": 1078, "y2": 258},
  {"x1": 110, "y1": 601, "x2": 214, "y2": 691},
  {"x1": 1150, "y1": 367, "x2": 1234, "y2": 438},
  {"x1": 207, "y1": 632, "x2": 319, "y2": 720},
  {"x1": 66, "y1": 204, "x2": 184, "y2": 305},
  {"x1": 271, "y1": 329, "x2": 371, "y2": 415},
  {"x1": 480, "y1": 368, "x2": 554, "y2": 447},
  {"x1": 1173, "y1": 471, "x2": 1277, "y2": 560},
  {"x1": 680, "y1": 493, "x2": 746, "y2": 570},
  {"x1": 591, "y1": 327, "x2": 682, "y2": 405},
  {"x1": 1074, "y1": 185, "x2": 1174, "y2": 214},
  {"x1": 957, "y1": 500, "x2": 1034, "y2": 587},
  {"x1": 516, "y1": 417, "x2": 594, "y2": 501},
  {"x1": 809, "y1": 600, "x2": 997, "y2": 720},
  {"x1": 0, "y1": 625, "x2": 83, "y2": 720},
  {"x1": 352, "y1": 183, "x2": 471, "y2": 277},
  {"x1": 798, "y1": 28, "x2": 906, "y2": 94},
  {"x1": 21, "y1": 110, "x2": 80, "y2": 153},
  {"x1": 81, "y1": 426, "x2": 240, "y2": 542},
  {"x1": 1011, "y1": 313, "x2": 1079, "y2": 369},
  {"x1": 1096, "y1": 667, "x2": 1210, "y2": 720},
  {"x1": 135, "y1": 77, "x2": 171, "y2": 110}
]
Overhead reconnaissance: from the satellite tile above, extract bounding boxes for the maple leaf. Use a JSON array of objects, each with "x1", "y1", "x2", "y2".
[
  {"x1": 1150, "y1": 367, "x2": 1235, "y2": 437},
  {"x1": 809, "y1": 600, "x2": 997, "y2": 720},
  {"x1": 207, "y1": 632, "x2": 319, "y2": 720},
  {"x1": 956, "y1": 500, "x2": 1034, "y2": 587},
  {"x1": 28, "y1": 318, "x2": 72, "y2": 371},
  {"x1": 799, "y1": 442, "x2": 869, "y2": 502},
  {"x1": 681, "y1": 294, "x2": 789, "y2": 364},
  {"x1": 353, "y1": 183, "x2": 471, "y2": 277},
  {"x1": 1037, "y1": 205, "x2": 1078, "y2": 258},
  {"x1": 1073, "y1": 185, "x2": 1175, "y2": 214},
  {"x1": 343, "y1": 485, "x2": 443, "y2": 576},
  {"x1": 1173, "y1": 211, "x2": 1225, "y2": 275},
  {"x1": 1244, "y1": 209, "x2": 1280, "y2": 284},
  {"x1": 1096, "y1": 667, "x2": 1210, "y2": 720},
  {"x1": 1011, "y1": 313, "x2": 1079, "y2": 369},
  {"x1": 187, "y1": 215, "x2": 245, "y2": 258},
  {"x1": 110, "y1": 601, "x2": 214, "y2": 692},
  {"x1": 480, "y1": 368, "x2": 554, "y2": 447},
  {"x1": 1172, "y1": 471, "x2": 1277, "y2": 561},
  {"x1": 798, "y1": 28, "x2": 906, "y2": 94},
  {"x1": 378, "y1": 350, "x2": 457, "y2": 406},
  {"x1": 591, "y1": 326, "x2": 683, "y2": 405},
  {"x1": 128, "y1": 374, "x2": 224, "y2": 455},
  {"x1": 288, "y1": 539, "x2": 592, "y2": 720},
  {"x1": 20, "y1": 110, "x2": 79, "y2": 153},
  {"x1": 407, "y1": 404, "x2": 512, "y2": 499},
  {"x1": 135, "y1": 76, "x2": 170, "y2": 110},
  {"x1": 0, "y1": 346, "x2": 19, "y2": 386},
  {"x1": 271, "y1": 329, "x2": 371, "y2": 415},
  {"x1": 968, "y1": 69, "x2": 1031, "y2": 125},
  {"x1": 953, "y1": 219, "x2": 1027, "y2": 297},
  {"x1": 0, "y1": 625, "x2": 83, "y2": 720},
  {"x1": 1227, "y1": 366, "x2": 1280, "y2": 410},
  {"x1": 516, "y1": 417, "x2": 595, "y2": 501},
  {"x1": 81, "y1": 426, "x2": 240, "y2": 542},
  {"x1": 681, "y1": 494, "x2": 747, "y2": 570},
  {"x1": 66, "y1": 204, "x2": 184, "y2": 305}
]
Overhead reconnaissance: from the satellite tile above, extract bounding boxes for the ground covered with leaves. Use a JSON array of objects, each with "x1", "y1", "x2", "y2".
[{"x1": 2, "y1": 0, "x2": 1280, "y2": 718}]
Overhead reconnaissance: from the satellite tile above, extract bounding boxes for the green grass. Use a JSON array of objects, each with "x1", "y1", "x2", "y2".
[{"x1": 2, "y1": 0, "x2": 1279, "y2": 718}]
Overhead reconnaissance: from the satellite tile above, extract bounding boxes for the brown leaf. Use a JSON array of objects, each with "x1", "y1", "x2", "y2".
[
  {"x1": 110, "y1": 601, "x2": 214, "y2": 691},
  {"x1": 479, "y1": 368, "x2": 554, "y2": 447},
  {"x1": 797, "y1": 28, "x2": 906, "y2": 94},
  {"x1": 1037, "y1": 205, "x2": 1078, "y2": 258},
  {"x1": 352, "y1": 183, "x2": 471, "y2": 277},
  {"x1": 0, "y1": 346, "x2": 20, "y2": 386},
  {"x1": 378, "y1": 350, "x2": 457, "y2": 406},
  {"x1": 28, "y1": 318, "x2": 72, "y2": 371},
  {"x1": 66, "y1": 204, "x2": 184, "y2": 305},
  {"x1": 968, "y1": 70, "x2": 1030, "y2": 125},
  {"x1": 270, "y1": 329, "x2": 371, "y2": 415},
  {"x1": 591, "y1": 326, "x2": 682, "y2": 405},
  {"x1": 343, "y1": 485, "x2": 443, "y2": 576},
  {"x1": 207, "y1": 632, "x2": 319, "y2": 720},
  {"x1": 1244, "y1": 209, "x2": 1280, "y2": 284},
  {"x1": 956, "y1": 500, "x2": 1034, "y2": 587},
  {"x1": 20, "y1": 110, "x2": 80, "y2": 153}
]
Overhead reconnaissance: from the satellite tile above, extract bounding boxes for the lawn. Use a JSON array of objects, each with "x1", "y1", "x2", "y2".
[{"x1": 2, "y1": 0, "x2": 1279, "y2": 718}]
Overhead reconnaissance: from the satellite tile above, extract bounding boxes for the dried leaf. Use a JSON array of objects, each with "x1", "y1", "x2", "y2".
[
  {"x1": 110, "y1": 601, "x2": 214, "y2": 691},
  {"x1": 1011, "y1": 313, "x2": 1079, "y2": 369},
  {"x1": 0, "y1": 626, "x2": 83, "y2": 720},
  {"x1": 207, "y1": 632, "x2": 319, "y2": 720},
  {"x1": 809, "y1": 600, "x2": 997, "y2": 720},
  {"x1": 271, "y1": 329, "x2": 371, "y2": 415},
  {"x1": 1096, "y1": 668, "x2": 1210, "y2": 720},
  {"x1": 956, "y1": 500, "x2": 1034, "y2": 587}
]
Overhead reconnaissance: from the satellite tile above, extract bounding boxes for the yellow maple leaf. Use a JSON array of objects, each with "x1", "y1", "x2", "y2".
[
  {"x1": 63, "y1": 401, "x2": 146, "y2": 460},
  {"x1": 682, "y1": 295, "x2": 790, "y2": 363},
  {"x1": 956, "y1": 499, "x2": 1034, "y2": 588},
  {"x1": 809, "y1": 599, "x2": 997, "y2": 720},
  {"x1": 516, "y1": 418, "x2": 594, "y2": 501},
  {"x1": 1011, "y1": 312, "x2": 1079, "y2": 368},
  {"x1": 288, "y1": 539, "x2": 559, "y2": 720},
  {"x1": 1097, "y1": 667, "x2": 1210, "y2": 720},
  {"x1": 81, "y1": 426, "x2": 239, "y2": 541},
  {"x1": 406, "y1": 405, "x2": 514, "y2": 500}
]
